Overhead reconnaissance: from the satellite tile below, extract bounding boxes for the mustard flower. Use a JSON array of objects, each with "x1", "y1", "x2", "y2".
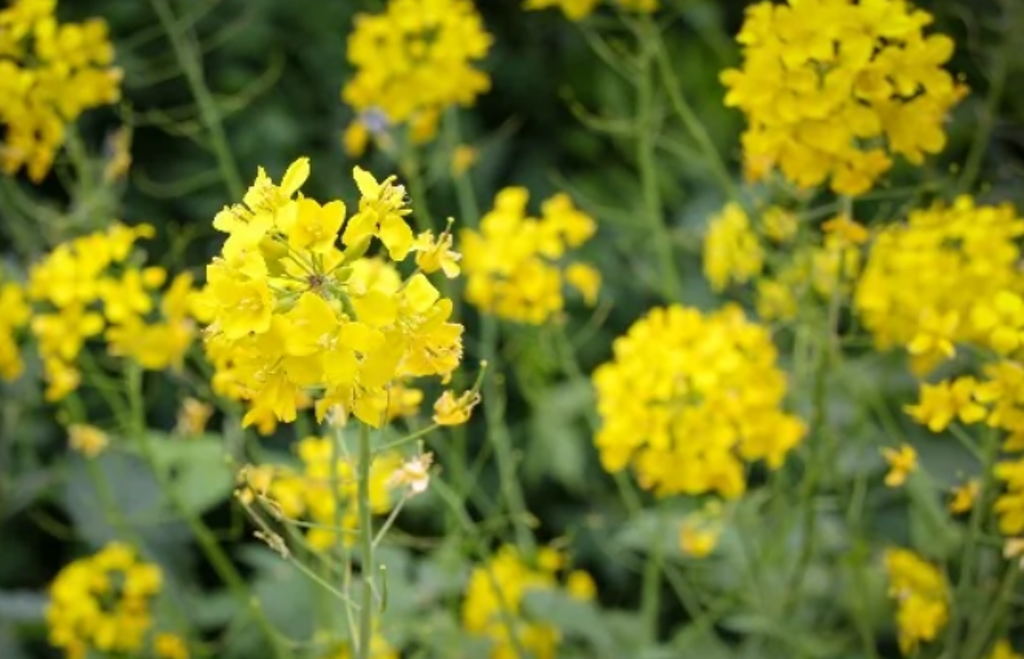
[
  {"x1": 462, "y1": 544, "x2": 596, "y2": 659},
  {"x1": 855, "y1": 196, "x2": 1024, "y2": 373},
  {"x1": 67, "y1": 423, "x2": 108, "y2": 458},
  {"x1": 154, "y1": 633, "x2": 190, "y2": 659},
  {"x1": 198, "y1": 158, "x2": 464, "y2": 429},
  {"x1": 989, "y1": 640, "x2": 1024, "y2": 659},
  {"x1": 884, "y1": 548, "x2": 949, "y2": 655},
  {"x1": 592, "y1": 304, "x2": 806, "y2": 498},
  {"x1": 0, "y1": 273, "x2": 30, "y2": 380},
  {"x1": 0, "y1": 0, "x2": 122, "y2": 181},
  {"x1": 703, "y1": 202, "x2": 765, "y2": 291},
  {"x1": 46, "y1": 543, "x2": 162, "y2": 659},
  {"x1": 461, "y1": 187, "x2": 601, "y2": 324},
  {"x1": 881, "y1": 444, "x2": 917, "y2": 487},
  {"x1": 342, "y1": 0, "x2": 492, "y2": 151},
  {"x1": 949, "y1": 479, "x2": 978, "y2": 515},
  {"x1": 721, "y1": 0, "x2": 965, "y2": 195}
]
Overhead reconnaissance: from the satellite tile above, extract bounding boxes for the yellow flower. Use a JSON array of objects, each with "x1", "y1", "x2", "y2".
[
  {"x1": 855, "y1": 197, "x2": 1024, "y2": 371},
  {"x1": 884, "y1": 548, "x2": 949, "y2": 656},
  {"x1": 721, "y1": 0, "x2": 965, "y2": 195},
  {"x1": 0, "y1": 275, "x2": 30, "y2": 380},
  {"x1": 680, "y1": 522, "x2": 720, "y2": 559},
  {"x1": 46, "y1": 543, "x2": 161, "y2": 659},
  {"x1": 881, "y1": 444, "x2": 917, "y2": 488},
  {"x1": 343, "y1": 0, "x2": 492, "y2": 147},
  {"x1": 433, "y1": 389, "x2": 481, "y2": 426},
  {"x1": 68, "y1": 424, "x2": 108, "y2": 458},
  {"x1": 413, "y1": 227, "x2": 462, "y2": 278},
  {"x1": 524, "y1": 0, "x2": 656, "y2": 21},
  {"x1": 451, "y1": 144, "x2": 479, "y2": 176},
  {"x1": 462, "y1": 188, "x2": 600, "y2": 324},
  {"x1": 389, "y1": 452, "x2": 433, "y2": 496},
  {"x1": 988, "y1": 640, "x2": 1024, "y2": 659},
  {"x1": 703, "y1": 203, "x2": 764, "y2": 291},
  {"x1": 904, "y1": 377, "x2": 988, "y2": 433},
  {"x1": 948, "y1": 479, "x2": 978, "y2": 515},
  {"x1": 0, "y1": 1, "x2": 122, "y2": 181},
  {"x1": 153, "y1": 633, "x2": 189, "y2": 659},
  {"x1": 463, "y1": 545, "x2": 595, "y2": 659},
  {"x1": 593, "y1": 304, "x2": 805, "y2": 498},
  {"x1": 175, "y1": 397, "x2": 214, "y2": 437},
  {"x1": 761, "y1": 206, "x2": 798, "y2": 243}
]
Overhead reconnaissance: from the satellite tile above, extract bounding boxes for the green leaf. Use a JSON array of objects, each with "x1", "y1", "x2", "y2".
[
  {"x1": 145, "y1": 433, "x2": 234, "y2": 515},
  {"x1": 524, "y1": 380, "x2": 594, "y2": 493}
]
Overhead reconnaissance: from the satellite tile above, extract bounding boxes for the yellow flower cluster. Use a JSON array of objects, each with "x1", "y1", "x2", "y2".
[
  {"x1": 990, "y1": 640, "x2": 1024, "y2": 659},
  {"x1": 902, "y1": 362, "x2": 1024, "y2": 535},
  {"x1": 26, "y1": 223, "x2": 198, "y2": 401},
  {"x1": 592, "y1": 304, "x2": 806, "y2": 497},
  {"x1": 47, "y1": 542, "x2": 162, "y2": 659},
  {"x1": 721, "y1": 0, "x2": 965, "y2": 195},
  {"x1": 0, "y1": 272, "x2": 29, "y2": 380},
  {"x1": 523, "y1": 0, "x2": 657, "y2": 20},
  {"x1": 342, "y1": 0, "x2": 492, "y2": 154},
  {"x1": 321, "y1": 634, "x2": 398, "y2": 659},
  {"x1": 884, "y1": 548, "x2": 949, "y2": 655},
  {"x1": 703, "y1": 203, "x2": 867, "y2": 322},
  {"x1": 855, "y1": 196, "x2": 1024, "y2": 373},
  {"x1": 462, "y1": 544, "x2": 596, "y2": 659},
  {"x1": 154, "y1": 633, "x2": 190, "y2": 659},
  {"x1": 197, "y1": 158, "x2": 463, "y2": 429},
  {"x1": 0, "y1": 0, "x2": 122, "y2": 181},
  {"x1": 239, "y1": 435, "x2": 402, "y2": 550},
  {"x1": 461, "y1": 187, "x2": 601, "y2": 324}
]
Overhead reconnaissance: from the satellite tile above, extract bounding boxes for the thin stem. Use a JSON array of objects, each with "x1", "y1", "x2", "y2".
[
  {"x1": 961, "y1": 562, "x2": 1021, "y2": 658},
  {"x1": 635, "y1": 19, "x2": 682, "y2": 303},
  {"x1": 481, "y1": 316, "x2": 535, "y2": 554},
  {"x1": 649, "y1": 27, "x2": 739, "y2": 205},
  {"x1": 149, "y1": 0, "x2": 243, "y2": 198},
  {"x1": 958, "y1": 43, "x2": 1009, "y2": 194},
  {"x1": 356, "y1": 423, "x2": 375, "y2": 659},
  {"x1": 401, "y1": 147, "x2": 432, "y2": 233},
  {"x1": 377, "y1": 423, "x2": 441, "y2": 452},
  {"x1": 640, "y1": 507, "x2": 664, "y2": 644}
]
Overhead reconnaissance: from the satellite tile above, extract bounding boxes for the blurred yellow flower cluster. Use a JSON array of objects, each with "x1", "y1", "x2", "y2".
[
  {"x1": 855, "y1": 196, "x2": 1024, "y2": 373},
  {"x1": 884, "y1": 548, "x2": 949, "y2": 655},
  {"x1": 0, "y1": 272, "x2": 29, "y2": 380},
  {"x1": 462, "y1": 544, "x2": 596, "y2": 659},
  {"x1": 342, "y1": 0, "x2": 492, "y2": 154},
  {"x1": 321, "y1": 634, "x2": 398, "y2": 659},
  {"x1": 462, "y1": 187, "x2": 601, "y2": 324},
  {"x1": 196, "y1": 158, "x2": 463, "y2": 429},
  {"x1": 46, "y1": 542, "x2": 163, "y2": 659},
  {"x1": 26, "y1": 223, "x2": 198, "y2": 401},
  {"x1": 238, "y1": 435, "x2": 402, "y2": 550},
  {"x1": 524, "y1": 0, "x2": 657, "y2": 20},
  {"x1": 703, "y1": 203, "x2": 867, "y2": 322},
  {"x1": 721, "y1": 0, "x2": 965, "y2": 195},
  {"x1": 592, "y1": 304, "x2": 806, "y2": 498},
  {"x1": 0, "y1": 0, "x2": 122, "y2": 181}
]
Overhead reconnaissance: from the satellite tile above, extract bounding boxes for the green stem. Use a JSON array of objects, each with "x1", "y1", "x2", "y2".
[
  {"x1": 641, "y1": 507, "x2": 664, "y2": 644},
  {"x1": 402, "y1": 147, "x2": 433, "y2": 232},
  {"x1": 481, "y1": 316, "x2": 535, "y2": 554},
  {"x1": 649, "y1": 28, "x2": 739, "y2": 205},
  {"x1": 149, "y1": 0, "x2": 243, "y2": 199},
  {"x1": 946, "y1": 426, "x2": 1001, "y2": 657},
  {"x1": 958, "y1": 44, "x2": 1008, "y2": 194},
  {"x1": 356, "y1": 423, "x2": 375, "y2": 659},
  {"x1": 331, "y1": 423, "x2": 359, "y2": 650},
  {"x1": 635, "y1": 19, "x2": 682, "y2": 303},
  {"x1": 960, "y1": 562, "x2": 1021, "y2": 658}
]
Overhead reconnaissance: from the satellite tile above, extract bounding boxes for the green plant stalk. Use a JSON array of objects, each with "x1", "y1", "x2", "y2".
[
  {"x1": 149, "y1": 0, "x2": 243, "y2": 199},
  {"x1": 356, "y1": 423, "x2": 375, "y2": 659},
  {"x1": 125, "y1": 364, "x2": 290, "y2": 659},
  {"x1": 635, "y1": 19, "x2": 682, "y2": 303},
  {"x1": 649, "y1": 28, "x2": 740, "y2": 206},
  {"x1": 481, "y1": 315, "x2": 535, "y2": 554},
  {"x1": 961, "y1": 562, "x2": 1021, "y2": 658},
  {"x1": 402, "y1": 146, "x2": 433, "y2": 233},
  {"x1": 945, "y1": 426, "x2": 1001, "y2": 657},
  {"x1": 641, "y1": 508, "x2": 664, "y2": 645},
  {"x1": 331, "y1": 424, "x2": 359, "y2": 651},
  {"x1": 958, "y1": 43, "x2": 1009, "y2": 194}
]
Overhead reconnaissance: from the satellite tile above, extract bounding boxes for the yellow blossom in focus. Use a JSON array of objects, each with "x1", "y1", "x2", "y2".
[
  {"x1": 198, "y1": 159, "x2": 463, "y2": 429},
  {"x1": 703, "y1": 203, "x2": 764, "y2": 291},
  {"x1": 0, "y1": 0, "x2": 122, "y2": 181},
  {"x1": 46, "y1": 542, "x2": 162, "y2": 659},
  {"x1": 342, "y1": 0, "x2": 492, "y2": 147},
  {"x1": 462, "y1": 188, "x2": 600, "y2": 324},
  {"x1": 593, "y1": 304, "x2": 806, "y2": 498},
  {"x1": 68, "y1": 424, "x2": 108, "y2": 458},
  {"x1": 881, "y1": 444, "x2": 917, "y2": 488},
  {"x1": 462, "y1": 544, "x2": 596, "y2": 659},
  {"x1": 949, "y1": 479, "x2": 978, "y2": 515},
  {"x1": 884, "y1": 548, "x2": 949, "y2": 655},
  {"x1": 154, "y1": 633, "x2": 189, "y2": 659},
  {"x1": 721, "y1": 0, "x2": 965, "y2": 195}
]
